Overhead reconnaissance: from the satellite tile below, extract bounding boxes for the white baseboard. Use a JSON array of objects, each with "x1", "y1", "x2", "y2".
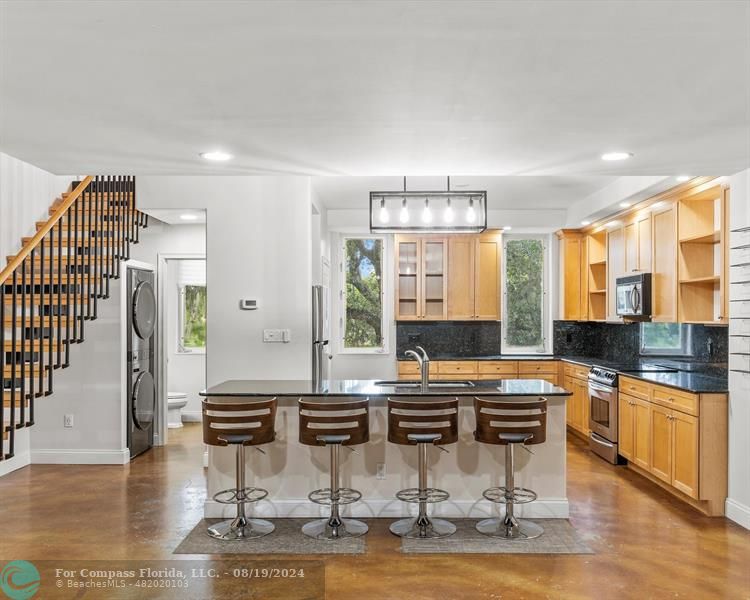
[
  {"x1": 0, "y1": 451, "x2": 31, "y2": 477},
  {"x1": 726, "y1": 498, "x2": 750, "y2": 530},
  {"x1": 204, "y1": 498, "x2": 569, "y2": 520},
  {"x1": 181, "y1": 411, "x2": 202, "y2": 423},
  {"x1": 31, "y1": 448, "x2": 130, "y2": 465}
]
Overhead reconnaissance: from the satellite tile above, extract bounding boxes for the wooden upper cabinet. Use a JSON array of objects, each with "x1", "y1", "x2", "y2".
[
  {"x1": 557, "y1": 231, "x2": 587, "y2": 320},
  {"x1": 652, "y1": 202, "x2": 678, "y2": 322},
  {"x1": 475, "y1": 231, "x2": 502, "y2": 320},
  {"x1": 606, "y1": 226, "x2": 625, "y2": 321},
  {"x1": 624, "y1": 213, "x2": 653, "y2": 274},
  {"x1": 447, "y1": 236, "x2": 476, "y2": 320},
  {"x1": 398, "y1": 232, "x2": 501, "y2": 321}
]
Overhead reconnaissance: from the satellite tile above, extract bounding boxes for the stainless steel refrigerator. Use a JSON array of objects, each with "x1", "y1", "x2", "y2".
[{"x1": 312, "y1": 285, "x2": 331, "y2": 384}]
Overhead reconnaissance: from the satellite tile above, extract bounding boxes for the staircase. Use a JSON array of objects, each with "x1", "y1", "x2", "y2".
[{"x1": 0, "y1": 176, "x2": 148, "y2": 460}]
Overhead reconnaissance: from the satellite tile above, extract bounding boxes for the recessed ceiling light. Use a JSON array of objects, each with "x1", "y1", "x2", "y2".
[
  {"x1": 200, "y1": 150, "x2": 233, "y2": 161},
  {"x1": 619, "y1": 202, "x2": 632, "y2": 208},
  {"x1": 502, "y1": 226, "x2": 512, "y2": 231},
  {"x1": 601, "y1": 152, "x2": 633, "y2": 161},
  {"x1": 605, "y1": 220, "x2": 619, "y2": 228},
  {"x1": 581, "y1": 220, "x2": 591, "y2": 226},
  {"x1": 676, "y1": 175, "x2": 691, "y2": 182},
  {"x1": 180, "y1": 213, "x2": 198, "y2": 221}
]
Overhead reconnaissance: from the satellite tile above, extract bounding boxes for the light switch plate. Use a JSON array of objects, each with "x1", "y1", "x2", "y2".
[{"x1": 263, "y1": 329, "x2": 291, "y2": 343}]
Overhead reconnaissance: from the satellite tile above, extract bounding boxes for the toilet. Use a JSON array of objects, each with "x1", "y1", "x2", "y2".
[{"x1": 167, "y1": 392, "x2": 188, "y2": 429}]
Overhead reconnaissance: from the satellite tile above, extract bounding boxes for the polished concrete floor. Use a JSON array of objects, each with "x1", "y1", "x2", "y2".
[{"x1": 0, "y1": 424, "x2": 748, "y2": 599}]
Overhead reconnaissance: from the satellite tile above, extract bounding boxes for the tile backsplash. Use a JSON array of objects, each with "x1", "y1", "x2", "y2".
[{"x1": 396, "y1": 321, "x2": 502, "y2": 358}]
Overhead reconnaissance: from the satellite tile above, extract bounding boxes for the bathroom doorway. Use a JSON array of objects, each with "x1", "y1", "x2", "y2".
[{"x1": 157, "y1": 254, "x2": 207, "y2": 444}]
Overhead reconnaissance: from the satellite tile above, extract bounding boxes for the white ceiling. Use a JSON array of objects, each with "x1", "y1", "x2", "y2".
[
  {"x1": 1, "y1": 1, "x2": 748, "y2": 176},
  {"x1": 312, "y1": 175, "x2": 616, "y2": 210}
]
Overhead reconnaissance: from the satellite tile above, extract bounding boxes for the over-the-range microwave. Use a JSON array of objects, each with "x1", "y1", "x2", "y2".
[{"x1": 616, "y1": 273, "x2": 652, "y2": 318}]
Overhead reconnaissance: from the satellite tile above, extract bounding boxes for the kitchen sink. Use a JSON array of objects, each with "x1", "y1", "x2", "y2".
[{"x1": 374, "y1": 380, "x2": 476, "y2": 388}]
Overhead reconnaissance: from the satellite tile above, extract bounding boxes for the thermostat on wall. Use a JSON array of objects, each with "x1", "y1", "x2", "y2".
[{"x1": 239, "y1": 299, "x2": 258, "y2": 310}]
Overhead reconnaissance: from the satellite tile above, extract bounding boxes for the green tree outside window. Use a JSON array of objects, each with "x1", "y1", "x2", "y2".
[
  {"x1": 181, "y1": 285, "x2": 207, "y2": 349},
  {"x1": 344, "y1": 238, "x2": 383, "y2": 349},
  {"x1": 505, "y1": 238, "x2": 544, "y2": 349}
]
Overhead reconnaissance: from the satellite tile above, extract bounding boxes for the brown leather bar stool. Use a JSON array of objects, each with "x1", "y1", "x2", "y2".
[
  {"x1": 299, "y1": 397, "x2": 369, "y2": 540},
  {"x1": 387, "y1": 396, "x2": 459, "y2": 539},
  {"x1": 202, "y1": 397, "x2": 278, "y2": 541},
  {"x1": 473, "y1": 396, "x2": 547, "y2": 540}
]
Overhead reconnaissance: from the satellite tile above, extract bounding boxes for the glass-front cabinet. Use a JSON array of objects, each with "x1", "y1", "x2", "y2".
[{"x1": 395, "y1": 236, "x2": 447, "y2": 320}]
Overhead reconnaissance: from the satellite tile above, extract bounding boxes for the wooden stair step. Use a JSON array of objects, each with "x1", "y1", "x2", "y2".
[
  {"x1": 3, "y1": 338, "x2": 71, "y2": 351},
  {"x1": 3, "y1": 315, "x2": 78, "y2": 326},
  {"x1": 3, "y1": 363, "x2": 52, "y2": 377}
]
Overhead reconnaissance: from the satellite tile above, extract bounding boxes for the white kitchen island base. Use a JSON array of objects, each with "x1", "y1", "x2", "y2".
[{"x1": 204, "y1": 394, "x2": 568, "y2": 520}]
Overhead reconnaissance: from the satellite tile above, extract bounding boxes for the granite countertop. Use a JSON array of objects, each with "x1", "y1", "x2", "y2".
[
  {"x1": 396, "y1": 354, "x2": 728, "y2": 393},
  {"x1": 201, "y1": 379, "x2": 572, "y2": 398}
]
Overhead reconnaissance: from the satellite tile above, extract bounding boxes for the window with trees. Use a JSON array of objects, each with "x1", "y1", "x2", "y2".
[
  {"x1": 640, "y1": 323, "x2": 691, "y2": 355},
  {"x1": 179, "y1": 285, "x2": 207, "y2": 352},
  {"x1": 341, "y1": 237, "x2": 385, "y2": 352},
  {"x1": 502, "y1": 236, "x2": 548, "y2": 353}
]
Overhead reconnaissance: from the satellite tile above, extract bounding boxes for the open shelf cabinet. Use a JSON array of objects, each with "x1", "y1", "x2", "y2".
[{"x1": 587, "y1": 230, "x2": 608, "y2": 321}]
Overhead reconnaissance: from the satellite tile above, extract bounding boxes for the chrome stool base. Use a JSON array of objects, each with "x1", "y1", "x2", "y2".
[
  {"x1": 476, "y1": 516, "x2": 543, "y2": 540},
  {"x1": 207, "y1": 516, "x2": 275, "y2": 541},
  {"x1": 302, "y1": 517, "x2": 368, "y2": 540},
  {"x1": 389, "y1": 516, "x2": 456, "y2": 539}
]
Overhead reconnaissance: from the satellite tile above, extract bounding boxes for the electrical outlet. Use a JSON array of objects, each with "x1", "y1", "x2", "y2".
[
  {"x1": 376, "y1": 463, "x2": 386, "y2": 480},
  {"x1": 63, "y1": 414, "x2": 74, "y2": 428}
]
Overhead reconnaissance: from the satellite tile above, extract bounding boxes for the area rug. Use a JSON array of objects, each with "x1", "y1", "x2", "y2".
[
  {"x1": 401, "y1": 519, "x2": 594, "y2": 554},
  {"x1": 174, "y1": 518, "x2": 366, "y2": 555}
]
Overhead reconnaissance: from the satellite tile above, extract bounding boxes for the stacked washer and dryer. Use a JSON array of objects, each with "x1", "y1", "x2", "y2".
[{"x1": 127, "y1": 267, "x2": 157, "y2": 458}]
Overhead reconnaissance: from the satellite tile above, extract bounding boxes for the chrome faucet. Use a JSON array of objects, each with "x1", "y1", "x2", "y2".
[{"x1": 405, "y1": 346, "x2": 430, "y2": 391}]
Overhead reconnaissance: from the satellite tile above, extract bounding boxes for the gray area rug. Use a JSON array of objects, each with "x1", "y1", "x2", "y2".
[
  {"x1": 174, "y1": 518, "x2": 366, "y2": 555},
  {"x1": 401, "y1": 519, "x2": 594, "y2": 554}
]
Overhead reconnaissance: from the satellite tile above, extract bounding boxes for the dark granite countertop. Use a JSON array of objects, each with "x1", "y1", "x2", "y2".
[
  {"x1": 201, "y1": 379, "x2": 572, "y2": 398},
  {"x1": 396, "y1": 354, "x2": 728, "y2": 393}
]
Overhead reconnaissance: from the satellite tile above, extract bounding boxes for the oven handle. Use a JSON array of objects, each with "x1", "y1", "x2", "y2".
[
  {"x1": 591, "y1": 433, "x2": 615, "y2": 448},
  {"x1": 588, "y1": 381, "x2": 615, "y2": 395}
]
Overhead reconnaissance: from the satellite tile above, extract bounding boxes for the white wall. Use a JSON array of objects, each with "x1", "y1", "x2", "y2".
[
  {"x1": 727, "y1": 167, "x2": 750, "y2": 530},
  {"x1": 0, "y1": 154, "x2": 74, "y2": 472},
  {"x1": 0, "y1": 153, "x2": 73, "y2": 261},
  {"x1": 135, "y1": 177, "x2": 313, "y2": 386}
]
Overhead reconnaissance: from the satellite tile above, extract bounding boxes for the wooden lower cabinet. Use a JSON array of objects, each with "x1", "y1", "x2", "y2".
[
  {"x1": 618, "y1": 377, "x2": 725, "y2": 513},
  {"x1": 671, "y1": 410, "x2": 699, "y2": 499},
  {"x1": 649, "y1": 403, "x2": 673, "y2": 484},
  {"x1": 564, "y1": 375, "x2": 589, "y2": 435}
]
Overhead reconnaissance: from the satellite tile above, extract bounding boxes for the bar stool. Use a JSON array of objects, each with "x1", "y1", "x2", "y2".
[
  {"x1": 387, "y1": 397, "x2": 459, "y2": 539},
  {"x1": 202, "y1": 397, "x2": 278, "y2": 541},
  {"x1": 473, "y1": 396, "x2": 547, "y2": 540},
  {"x1": 298, "y1": 397, "x2": 369, "y2": 540}
]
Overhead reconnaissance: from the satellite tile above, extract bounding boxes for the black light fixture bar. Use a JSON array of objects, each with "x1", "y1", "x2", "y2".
[{"x1": 369, "y1": 190, "x2": 487, "y2": 233}]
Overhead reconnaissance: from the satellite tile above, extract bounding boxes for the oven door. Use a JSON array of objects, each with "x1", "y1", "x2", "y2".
[{"x1": 588, "y1": 381, "x2": 618, "y2": 442}]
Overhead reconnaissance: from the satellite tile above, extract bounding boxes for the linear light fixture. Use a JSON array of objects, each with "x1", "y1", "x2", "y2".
[{"x1": 370, "y1": 176, "x2": 487, "y2": 233}]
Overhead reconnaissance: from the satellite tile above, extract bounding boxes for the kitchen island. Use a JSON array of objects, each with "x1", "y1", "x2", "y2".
[{"x1": 200, "y1": 379, "x2": 572, "y2": 520}]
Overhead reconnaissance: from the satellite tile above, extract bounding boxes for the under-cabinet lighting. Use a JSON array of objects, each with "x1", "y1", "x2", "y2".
[
  {"x1": 199, "y1": 150, "x2": 233, "y2": 161},
  {"x1": 601, "y1": 152, "x2": 633, "y2": 161},
  {"x1": 581, "y1": 220, "x2": 591, "y2": 226},
  {"x1": 619, "y1": 202, "x2": 632, "y2": 208}
]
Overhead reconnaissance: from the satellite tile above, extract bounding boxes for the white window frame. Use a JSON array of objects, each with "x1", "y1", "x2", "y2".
[
  {"x1": 640, "y1": 323, "x2": 692, "y2": 356},
  {"x1": 177, "y1": 283, "x2": 207, "y2": 355},
  {"x1": 338, "y1": 234, "x2": 389, "y2": 355},
  {"x1": 502, "y1": 234, "x2": 551, "y2": 354}
]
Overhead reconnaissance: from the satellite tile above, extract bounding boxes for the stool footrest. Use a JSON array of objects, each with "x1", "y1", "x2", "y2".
[
  {"x1": 482, "y1": 486, "x2": 537, "y2": 505},
  {"x1": 308, "y1": 487, "x2": 362, "y2": 506},
  {"x1": 395, "y1": 487, "x2": 450, "y2": 504},
  {"x1": 213, "y1": 486, "x2": 269, "y2": 505}
]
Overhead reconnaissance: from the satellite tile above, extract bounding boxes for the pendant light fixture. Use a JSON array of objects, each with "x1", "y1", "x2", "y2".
[{"x1": 370, "y1": 176, "x2": 487, "y2": 233}]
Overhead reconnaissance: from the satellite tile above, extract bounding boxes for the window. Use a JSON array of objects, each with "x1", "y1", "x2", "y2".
[
  {"x1": 341, "y1": 237, "x2": 385, "y2": 353},
  {"x1": 502, "y1": 236, "x2": 549, "y2": 353},
  {"x1": 178, "y1": 285, "x2": 207, "y2": 352},
  {"x1": 640, "y1": 323, "x2": 691, "y2": 356}
]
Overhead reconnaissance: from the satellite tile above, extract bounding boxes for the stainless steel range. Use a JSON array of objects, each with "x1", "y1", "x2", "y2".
[
  {"x1": 588, "y1": 366, "x2": 620, "y2": 463},
  {"x1": 587, "y1": 362, "x2": 677, "y2": 464}
]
